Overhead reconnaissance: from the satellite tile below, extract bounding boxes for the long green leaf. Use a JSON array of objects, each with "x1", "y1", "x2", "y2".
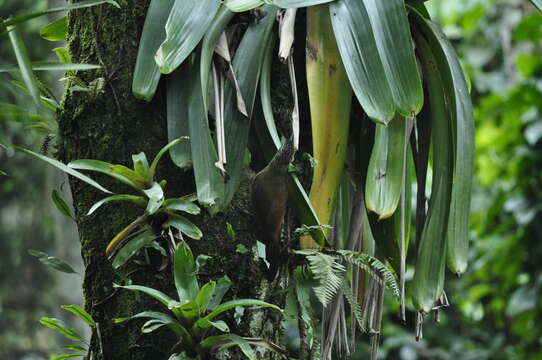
[
  {"x1": 61, "y1": 305, "x2": 96, "y2": 327},
  {"x1": 8, "y1": 26, "x2": 41, "y2": 109},
  {"x1": 365, "y1": 115, "x2": 407, "y2": 219},
  {"x1": 132, "y1": 0, "x2": 175, "y2": 100},
  {"x1": 173, "y1": 242, "x2": 200, "y2": 303},
  {"x1": 362, "y1": 0, "x2": 423, "y2": 116},
  {"x1": 0, "y1": 102, "x2": 43, "y2": 122},
  {"x1": 68, "y1": 159, "x2": 143, "y2": 190},
  {"x1": 200, "y1": 6, "x2": 234, "y2": 110},
  {"x1": 330, "y1": 0, "x2": 422, "y2": 123},
  {"x1": 0, "y1": 62, "x2": 100, "y2": 72},
  {"x1": 410, "y1": 32, "x2": 453, "y2": 313},
  {"x1": 163, "y1": 198, "x2": 201, "y2": 215},
  {"x1": 39, "y1": 317, "x2": 85, "y2": 342},
  {"x1": 221, "y1": 5, "x2": 278, "y2": 209},
  {"x1": 40, "y1": 16, "x2": 67, "y2": 41},
  {"x1": 14, "y1": 147, "x2": 112, "y2": 194},
  {"x1": 167, "y1": 66, "x2": 193, "y2": 168},
  {"x1": 409, "y1": 8, "x2": 474, "y2": 276},
  {"x1": 165, "y1": 213, "x2": 203, "y2": 240},
  {"x1": 112, "y1": 228, "x2": 157, "y2": 268},
  {"x1": 87, "y1": 194, "x2": 146, "y2": 215},
  {"x1": 155, "y1": 0, "x2": 220, "y2": 74},
  {"x1": 52, "y1": 189, "x2": 74, "y2": 219},
  {"x1": 114, "y1": 283, "x2": 174, "y2": 308},
  {"x1": 28, "y1": 250, "x2": 78, "y2": 274},
  {"x1": 1, "y1": 0, "x2": 119, "y2": 29},
  {"x1": 256, "y1": 36, "x2": 326, "y2": 246}
]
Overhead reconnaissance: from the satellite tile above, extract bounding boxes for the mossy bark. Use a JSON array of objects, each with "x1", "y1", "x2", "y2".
[{"x1": 57, "y1": 2, "x2": 286, "y2": 359}]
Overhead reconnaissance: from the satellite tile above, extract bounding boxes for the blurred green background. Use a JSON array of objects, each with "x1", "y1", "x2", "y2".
[{"x1": 1, "y1": 0, "x2": 541, "y2": 358}]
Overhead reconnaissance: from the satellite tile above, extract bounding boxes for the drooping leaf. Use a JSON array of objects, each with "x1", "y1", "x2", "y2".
[
  {"x1": 361, "y1": 0, "x2": 423, "y2": 115},
  {"x1": 61, "y1": 305, "x2": 96, "y2": 327},
  {"x1": 87, "y1": 194, "x2": 146, "y2": 215},
  {"x1": 132, "y1": 0, "x2": 176, "y2": 100},
  {"x1": 164, "y1": 213, "x2": 203, "y2": 240},
  {"x1": 365, "y1": 115, "x2": 407, "y2": 219},
  {"x1": 39, "y1": 317, "x2": 85, "y2": 342},
  {"x1": 51, "y1": 189, "x2": 74, "y2": 219},
  {"x1": 184, "y1": 54, "x2": 225, "y2": 210},
  {"x1": 409, "y1": 7, "x2": 475, "y2": 276},
  {"x1": 40, "y1": 16, "x2": 67, "y2": 41},
  {"x1": 28, "y1": 250, "x2": 78, "y2": 274},
  {"x1": 155, "y1": 0, "x2": 221, "y2": 74},
  {"x1": 0, "y1": 62, "x2": 100, "y2": 72},
  {"x1": 221, "y1": 5, "x2": 278, "y2": 209},
  {"x1": 167, "y1": 66, "x2": 193, "y2": 168},
  {"x1": 410, "y1": 31, "x2": 453, "y2": 313},
  {"x1": 330, "y1": 0, "x2": 423, "y2": 123},
  {"x1": 112, "y1": 228, "x2": 158, "y2": 269},
  {"x1": 12, "y1": 147, "x2": 112, "y2": 193},
  {"x1": 7, "y1": 25, "x2": 41, "y2": 109}
]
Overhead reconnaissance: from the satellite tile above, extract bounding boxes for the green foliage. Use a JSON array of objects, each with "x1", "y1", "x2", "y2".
[
  {"x1": 39, "y1": 305, "x2": 95, "y2": 359},
  {"x1": 28, "y1": 250, "x2": 78, "y2": 275},
  {"x1": 116, "y1": 242, "x2": 285, "y2": 359}
]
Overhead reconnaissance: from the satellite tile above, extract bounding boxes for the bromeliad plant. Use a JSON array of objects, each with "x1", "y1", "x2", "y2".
[
  {"x1": 11, "y1": 137, "x2": 203, "y2": 268},
  {"x1": 114, "y1": 242, "x2": 286, "y2": 359}
]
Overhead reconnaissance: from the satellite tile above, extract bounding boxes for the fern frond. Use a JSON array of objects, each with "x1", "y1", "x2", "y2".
[
  {"x1": 342, "y1": 282, "x2": 366, "y2": 333},
  {"x1": 337, "y1": 250, "x2": 400, "y2": 299},
  {"x1": 296, "y1": 249, "x2": 345, "y2": 307}
]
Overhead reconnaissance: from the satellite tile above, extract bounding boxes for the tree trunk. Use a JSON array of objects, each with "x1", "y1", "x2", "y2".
[{"x1": 58, "y1": 2, "x2": 285, "y2": 359}]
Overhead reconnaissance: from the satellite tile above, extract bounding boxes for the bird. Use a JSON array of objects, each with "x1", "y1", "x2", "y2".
[{"x1": 251, "y1": 136, "x2": 296, "y2": 280}]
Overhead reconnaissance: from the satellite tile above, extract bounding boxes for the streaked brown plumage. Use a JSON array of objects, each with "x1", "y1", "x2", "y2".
[{"x1": 251, "y1": 137, "x2": 295, "y2": 280}]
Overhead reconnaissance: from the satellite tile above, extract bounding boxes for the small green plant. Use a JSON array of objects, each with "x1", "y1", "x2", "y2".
[
  {"x1": 40, "y1": 304, "x2": 96, "y2": 360},
  {"x1": 10, "y1": 137, "x2": 203, "y2": 268},
  {"x1": 115, "y1": 242, "x2": 287, "y2": 359}
]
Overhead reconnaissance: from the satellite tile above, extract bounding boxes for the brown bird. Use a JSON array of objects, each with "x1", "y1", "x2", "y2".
[{"x1": 251, "y1": 137, "x2": 295, "y2": 280}]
